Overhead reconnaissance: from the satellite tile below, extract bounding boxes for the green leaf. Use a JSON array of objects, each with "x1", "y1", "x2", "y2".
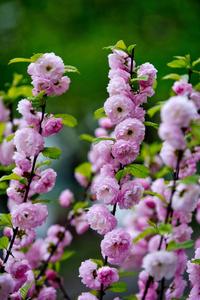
[
  {"x1": 0, "y1": 181, "x2": 9, "y2": 190},
  {"x1": 0, "y1": 173, "x2": 23, "y2": 182},
  {"x1": 142, "y1": 190, "x2": 167, "y2": 203},
  {"x1": 190, "y1": 259, "x2": 200, "y2": 265},
  {"x1": 190, "y1": 120, "x2": 200, "y2": 142},
  {"x1": 124, "y1": 296, "x2": 139, "y2": 300},
  {"x1": 73, "y1": 201, "x2": 89, "y2": 213},
  {"x1": 41, "y1": 147, "x2": 62, "y2": 159},
  {"x1": 0, "y1": 164, "x2": 15, "y2": 172},
  {"x1": 115, "y1": 169, "x2": 129, "y2": 182},
  {"x1": 94, "y1": 107, "x2": 106, "y2": 119},
  {"x1": 147, "y1": 103, "x2": 164, "y2": 118},
  {"x1": 90, "y1": 259, "x2": 103, "y2": 267},
  {"x1": 75, "y1": 162, "x2": 92, "y2": 178},
  {"x1": 12, "y1": 73, "x2": 23, "y2": 86},
  {"x1": 130, "y1": 75, "x2": 149, "y2": 84},
  {"x1": 35, "y1": 160, "x2": 51, "y2": 170},
  {"x1": 20, "y1": 280, "x2": 34, "y2": 299},
  {"x1": 32, "y1": 199, "x2": 52, "y2": 204},
  {"x1": 54, "y1": 114, "x2": 78, "y2": 127},
  {"x1": 167, "y1": 240, "x2": 194, "y2": 251},
  {"x1": 106, "y1": 282, "x2": 127, "y2": 293},
  {"x1": 8, "y1": 86, "x2": 33, "y2": 100},
  {"x1": 133, "y1": 228, "x2": 157, "y2": 243},
  {"x1": 157, "y1": 223, "x2": 173, "y2": 236},
  {"x1": 0, "y1": 236, "x2": 9, "y2": 249},
  {"x1": 179, "y1": 174, "x2": 199, "y2": 185},
  {"x1": 167, "y1": 59, "x2": 187, "y2": 68},
  {"x1": 5, "y1": 135, "x2": 15, "y2": 142},
  {"x1": 0, "y1": 122, "x2": 5, "y2": 143},
  {"x1": 0, "y1": 214, "x2": 13, "y2": 229},
  {"x1": 60, "y1": 251, "x2": 75, "y2": 261},
  {"x1": 79, "y1": 134, "x2": 95, "y2": 143},
  {"x1": 8, "y1": 58, "x2": 32, "y2": 65},
  {"x1": 143, "y1": 121, "x2": 159, "y2": 130},
  {"x1": 194, "y1": 82, "x2": 200, "y2": 91},
  {"x1": 64, "y1": 65, "x2": 80, "y2": 74},
  {"x1": 127, "y1": 44, "x2": 137, "y2": 55},
  {"x1": 113, "y1": 40, "x2": 128, "y2": 53},
  {"x1": 93, "y1": 137, "x2": 116, "y2": 145},
  {"x1": 192, "y1": 57, "x2": 200, "y2": 67},
  {"x1": 125, "y1": 164, "x2": 150, "y2": 179},
  {"x1": 118, "y1": 271, "x2": 137, "y2": 277},
  {"x1": 162, "y1": 73, "x2": 181, "y2": 80},
  {"x1": 30, "y1": 53, "x2": 43, "y2": 62}
]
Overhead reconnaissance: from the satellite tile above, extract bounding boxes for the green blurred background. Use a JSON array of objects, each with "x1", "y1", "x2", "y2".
[{"x1": 0, "y1": 0, "x2": 200, "y2": 298}]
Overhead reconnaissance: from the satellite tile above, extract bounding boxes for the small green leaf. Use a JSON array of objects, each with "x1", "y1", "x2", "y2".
[
  {"x1": 90, "y1": 259, "x2": 103, "y2": 267},
  {"x1": 143, "y1": 121, "x2": 159, "y2": 130},
  {"x1": 8, "y1": 86, "x2": 33, "y2": 100},
  {"x1": 167, "y1": 240, "x2": 194, "y2": 251},
  {"x1": 118, "y1": 271, "x2": 137, "y2": 277},
  {"x1": 0, "y1": 173, "x2": 23, "y2": 182},
  {"x1": 142, "y1": 191, "x2": 167, "y2": 203},
  {"x1": 32, "y1": 199, "x2": 52, "y2": 204},
  {"x1": 125, "y1": 164, "x2": 150, "y2": 179},
  {"x1": 190, "y1": 259, "x2": 200, "y2": 265},
  {"x1": 8, "y1": 58, "x2": 32, "y2": 65},
  {"x1": 127, "y1": 44, "x2": 136, "y2": 55},
  {"x1": 79, "y1": 134, "x2": 95, "y2": 143},
  {"x1": 93, "y1": 137, "x2": 116, "y2": 145},
  {"x1": 0, "y1": 213, "x2": 13, "y2": 229},
  {"x1": 190, "y1": 120, "x2": 200, "y2": 142},
  {"x1": 60, "y1": 251, "x2": 75, "y2": 261},
  {"x1": 147, "y1": 220, "x2": 157, "y2": 229},
  {"x1": 130, "y1": 75, "x2": 149, "y2": 84},
  {"x1": 115, "y1": 169, "x2": 129, "y2": 182},
  {"x1": 167, "y1": 59, "x2": 187, "y2": 68},
  {"x1": 75, "y1": 162, "x2": 92, "y2": 178},
  {"x1": 192, "y1": 57, "x2": 200, "y2": 67},
  {"x1": 20, "y1": 280, "x2": 34, "y2": 299},
  {"x1": 30, "y1": 53, "x2": 43, "y2": 62},
  {"x1": 194, "y1": 82, "x2": 200, "y2": 91},
  {"x1": 133, "y1": 228, "x2": 157, "y2": 243},
  {"x1": 94, "y1": 107, "x2": 106, "y2": 119},
  {"x1": 0, "y1": 181, "x2": 9, "y2": 190},
  {"x1": 124, "y1": 296, "x2": 139, "y2": 300},
  {"x1": 64, "y1": 65, "x2": 80, "y2": 74},
  {"x1": 73, "y1": 201, "x2": 89, "y2": 213},
  {"x1": 106, "y1": 282, "x2": 127, "y2": 293},
  {"x1": 113, "y1": 40, "x2": 128, "y2": 53},
  {"x1": 162, "y1": 73, "x2": 181, "y2": 80},
  {"x1": 41, "y1": 147, "x2": 62, "y2": 159},
  {"x1": 5, "y1": 135, "x2": 15, "y2": 142},
  {"x1": 157, "y1": 223, "x2": 173, "y2": 236},
  {"x1": 54, "y1": 114, "x2": 78, "y2": 127},
  {"x1": 147, "y1": 103, "x2": 164, "y2": 118},
  {"x1": 0, "y1": 236, "x2": 9, "y2": 249},
  {"x1": 179, "y1": 174, "x2": 199, "y2": 185},
  {"x1": 0, "y1": 164, "x2": 15, "y2": 172},
  {"x1": 35, "y1": 160, "x2": 51, "y2": 170}
]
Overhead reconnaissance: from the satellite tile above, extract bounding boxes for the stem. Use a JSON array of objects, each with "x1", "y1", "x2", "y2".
[
  {"x1": 130, "y1": 48, "x2": 135, "y2": 79},
  {"x1": 3, "y1": 227, "x2": 18, "y2": 264},
  {"x1": 142, "y1": 276, "x2": 153, "y2": 300},
  {"x1": 59, "y1": 283, "x2": 72, "y2": 300},
  {"x1": 159, "y1": 278, "x2": 165, "y2": 300}
]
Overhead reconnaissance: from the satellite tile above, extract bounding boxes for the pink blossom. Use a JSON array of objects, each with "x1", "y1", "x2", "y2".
[
  {"x1": 175, "y1": 249, "x2": 188, "y2": 276},
  {"x1": 74, "y1": 172, "x2": 90, "y2": 187},
  {"x1": 112, "y1": 139, "x2": 140, "y2": 165},
  {"x1": 98, "y1": 117, "x2": 114, "y2": 130},
  {"x1": 78, "y1": 292, "x2": 98, "y2": 300},
  {"x1": 45, "y1": 269, "x2": 63, "y2": 288},
  {"x1": 34, "y1": 203, "x2": 48, "y2": 226},
  {"x1": 136, "y1": 270, "x2": 159, "y2": 300},
  {"x1": 148, "y1": 235, "x2": 166, "y2": 253},
  {"x1": 161, "y1": 95, "x2": 197, "y2": 128},
  {"x1": 0, "y1": 273, "x2": 14, "y2": 300},
  {"x1": 34, "y1": 168, "x2": 57, "y2": 194},
  {"x1": 99, "y1": 164, "x2": 116, "y2": 178},
  {"x1": 94, "y1": 140, "x2": 120, "y2": 170},
  {"x1": 142, "y1": 250, "x2": 177, "y2": 281},
  {"x1": 47, "y1": 224, "x2": 72, "y2": 247},
  {"x1": 40, "y1": 237, "x2": 63, "y2": 263},
  {"x1": 7, "y1": 180, "x2": 25, "y2": 204},
  {"x1": 137, "y1": 62, "x2": 157, "y2": 88},
  {"x1": 97, "y1": 266, "x2": 119, "y2": 285},
  {"x1": 32, "y1": 75, "x2": 56, "y2": 96},
  {"x1": 0, "y1": 100, "x2": 9, "y2": 122},
  {"x1": 104, "y1": 94, "x2": 135, "y2": 124},
  {"x1": 13, "y1": 152, "x2": 31, "y2": 172},
  {"x1": 190, "y1": 90, "x2": 200, "y2": 109},
  {"x1": 79, "y1": 259, "x2": 101, "y2": 290},
  {"x1": 54, "y1": 76, "x2": 70, "y2": 96},
  {"x1": 107, "y1": 76, "x2": 130, "y2": 96},
  {"x1": 165, "y1": 275, "x2": 187, "y2": 300},
  {"x1": 101, "y1": 228, "x2": 132, "y2": 264},
  {"x1": 108, "y1": 68, "x2": 130, "y2": 82},
  {"x1": 87, "y1": 204, "x2": 118, "y2": 234},
  {"x1": 14, "y1": 128, "x2": 44, "y2": 157},
  {"x1": 14, "y1": 228, "x2": 36, "y2": 248},
  {"x1": 158, "y1": 122, "x2": 186, "y2": 150},
  {"x1": 70, "y1": 209, "x2": 89, "y2": 234},
  {"x1": 108, "y1": 52, "x2": 126, "y2": 70},
  {"x1": 172, "y1": 183, "x2": 200, "y2": 212},
  {"x1": 118, "y1": 180, "x2": 143, "y2": 209},
  {"x1": 115, "y1": 118, "x2": 145, "y2": 144},
  {"x1": 167, "y1": 223, "x2": 193, "y2": 244},
  {"x1": 172, "y1": 79, "x2": 193, "y2": 96},
  {"x1": 59, "y1": 189, "x2": 74, "y2": 207},
  {"x1": 132, "y1": 106, "x2": 146, "y2": 122},
  {"x1": 17, "y1": 99, "x2": 40, "y2": 126},
  {"x1": 95, "y1": 176, "x2": 120, "y2": 205},
  {"x1": 94, "y1": 127, "x2": 108, "y2": 137},
  {"x1": 7, "y1": 259, "x2": 30, "y2": 279},
  {"x1": 25, "y1": 238, "x2": 43, "y2": 268},
  {"x1": 0, "y1": 139, "x2": 15, "y2": 166},
  {"x1": 42, "y1": 116, "x2": 63, "y2": 138},
  {"x1": 38, "y1": 286, "x2": 56, "y2": 300}
]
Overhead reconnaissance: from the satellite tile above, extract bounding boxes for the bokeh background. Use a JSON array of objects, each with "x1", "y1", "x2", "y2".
[{"x1": 0, "y1": 0, "x2": 200, "y2": 298}]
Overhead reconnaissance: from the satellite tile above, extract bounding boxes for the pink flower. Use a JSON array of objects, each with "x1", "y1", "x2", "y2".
[
  {"x1": 161, "y1": 95, "x2": 197, "y2": 128},
  {"x1": 74, "y1": 172, "x2": 90, "y2": 187},
  {"x1": 40, "y1": 237, "x2": 63, "y2": 263},
  {"x1": 137, "y1": 62, "x2": 157, "y2": 88},
  {"x1": 17, "y1": 99, "x2": 40, "y2": 126},
  {"x1": 190, "y1": 90, "x2": 200, "y2": 109},
  {"x1": 0, "y1": 139, "x2": 15, "y2": 166},
  {"x1": 165, "y1": 275, "x2": 187, "y2": 300},
  {"x1": 14, "y1": 128, "x2": 44, "y2": 157},
  {"x1": 0, "y1": 273, "x2": 14, "y2": 300},
  {"x1": 13, "y1": 152, "x2": 31, "y2": 172},
  {"x1": 112, "y1": 139, "x2": 140, "y2": 165},
  {"x1": 25, "y1": 238, "x2": 43, "y2": 268},
  {"x1": 118, "y1": 181, "x2": 143, "y2": 210},
  {"x1": 97, "y1": 266, "x2": 119, "y2": 285},
  {"x1": 34, "y1": 168, "x2": 57, "y2": 194},
  {"x1": 172, "y1": 183, "x2": 200, "y2": 212},
  {"x1": 95, "y1": 177, "x2": 120, "y2": 205},
  {"x1": 101, "y1": 228, "x2": 132, "y2": 264},
  {"x1": 142, "y1": 250, "x2": 177, "y2": 281},
  {"x1": 115, "y1": 118, "x2": 145, "y2": 144},
  {"x1": 59, "y1": 189, "x2": 74, "y2": 207},
  {"x1": 108, "y1": 68, "x2": 130, "y2": 82},
  {"x1": 7, "y1": 259, "x2": 30, "y2": 279},
  {"x1": 47, "y1": 224, "x2": 72, "y2": 247},
  {"x1": 172, "y1": 79, "x2": 193, "y2": 96},
  {"x1": 107, "y1": 76, "x2": 130, "y2": 96},
  {"x1": 38, "y1": 286, "x2": 56, "y2": 300},
  {"x1": 42, "y1": 116, "x2": 63, "y2": 138},
  {"x1": 78, "y1": 292, "x2": 98, "y2": 300},
  {"x1": 32, "y1": 76, "x2": 56, "y2": 96},
  {"x1": 0, "y1": 100, "x2": 9, "y2": 122},
  {"x1": 104, "y1": 94, "x2": 135, "y2": 124},
  {"x1": 158, "y1": 122, "x2": 186, "y2": 150},
  {"x1": 70, "y1": 209, "x2": 89, "y2": 234},
  {"x1": 14, "y1": 228, "x2": 36, "y2": 248},
  {"x1": 45, "y1": 269, "x2": 63, "y2": 288},
  {"x1": 98, "y1": 117, "x2": 114, "y2": 130},
  {"x1": 87, "y1": 204, "x2": 118, "y2": 234},
  {"x1": 54, "y1": 76, "x2": 70, "y2": 96},
  {"x1": 79, "y1": 259, "x2": 101, "y2": 290}
]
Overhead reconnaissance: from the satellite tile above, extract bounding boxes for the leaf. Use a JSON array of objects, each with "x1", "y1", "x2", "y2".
[
  {"x1": 41, "y1": 147, "x2": 62, "y2": 159},
  {"x1": 64, "y1": 65, "x2": 80, "y2": 74},
  {"x1": 75, "y1": 162, "x2": 92, "y2": 178},
  {"x1": 115, "y1": 169, "x2": 129, "y2": 182},
  {"x1": 133, "y1": 228, "x2": 157, "y2": 243},
  {"x1": 90, "y1": 259, "x2": 103, "y2": 267},
  {"x1": 113, "y1": 40, "x2": 128, "y2": 53},
  {"x1": 192, "y1": 57, "x2": 200, "y2": 67},
  {"x1": 5, "y1": 135, "x2": 15, "y2": 142},
  {"x1": 94, "y1": 107, "x2": 106, "y2": 119},
  {"x1": 130, "y1": 75, "x2": 149, "y2": 83},
  {"x1": 190, "y1": 121, "x2": 200, "y2": 142},
  {"x1": 124, "y1": 296, "x2": 139, "y2": 300},
  {"x1": 147, "y1": 103, "x2": 164, "y2": 118},
  {"x1": 157, "y1": 223, "x2": 173, "y2": 236},
  {"x1": 190, "y1": 259, "x2": 200, "y2": 265},
  {"x1": 0, "y1": 164, "x2": 15, "y2": 172},
  {"x1": 162, "y1": 73, "x2": 181, "y2": 80},
  {"x1": 0, "y1": 173, "x2": 23, "y2": 182},
  {"x1": 0, "y1": 214, "x2": 13, "y2": 228},
  {"x1": 143, "y1": 121, "x2": 159, "y2": 130},
  {"x1": 8, "y1": 86, "x2": 33, "y2": 100},
  {"x1": 35, "y1": 160, "x2": 51, "y2": 170},
  {"x1": 93, "y1": 137, "x2": 116, "y2": 145},
  {"x1": 167, "y1": 59, "x2": 187, "y2": 68},
  {"x1": 179, "y1": 174, "x2": 199, "y2": 185},
  {"x1": 167, "y1": 240, "x2": 194, "y2": 251},
  {"x1": 0, "y1": 236, "x2": 9, "y2": 249},
  {"x1": 60, "y1": 251, "x2": 75, "y2": 261},
  {"x1": 20, "y1": 280, "x2": 34, "y2": 299},
  {"x1": 127, "y1": 44, "x2": 137, "y2": 55},
  {"x1": 0, "y1": 181, "x2": 9, "y2": 190},
  {"x1": 106, "y1": 282, "x2": 127, "y2": 293},
  {"x1": 30, "y1": 53, "x2": 43, "y2": 62},
  {"x1": 79, "y1": 134, "x2": 95, "y2": 143},
  {"x1": 118, "y1": 271, "x2": 137, "y2": 277},
  {"x1": 142, "y1": 191, "x2": 167, "y2": 203},
  {"x1": 73, "y1": 201, "x2": 89, "y2": 213},
  {"x1": 0, "y1": 122, "x2": 5, "y2": 142},
  {"x1": 54, "y1": 114, "x2": 78, "y2": 127},
  {"x1": 125, "y1": 164, "x2": 150, "y2": 179},
  {"x1": 8, "y1": 58, "x2": 32, "y2": 65},
  {"x1": 32, "y1": 199, "x2": 52, "y2": 204}
]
